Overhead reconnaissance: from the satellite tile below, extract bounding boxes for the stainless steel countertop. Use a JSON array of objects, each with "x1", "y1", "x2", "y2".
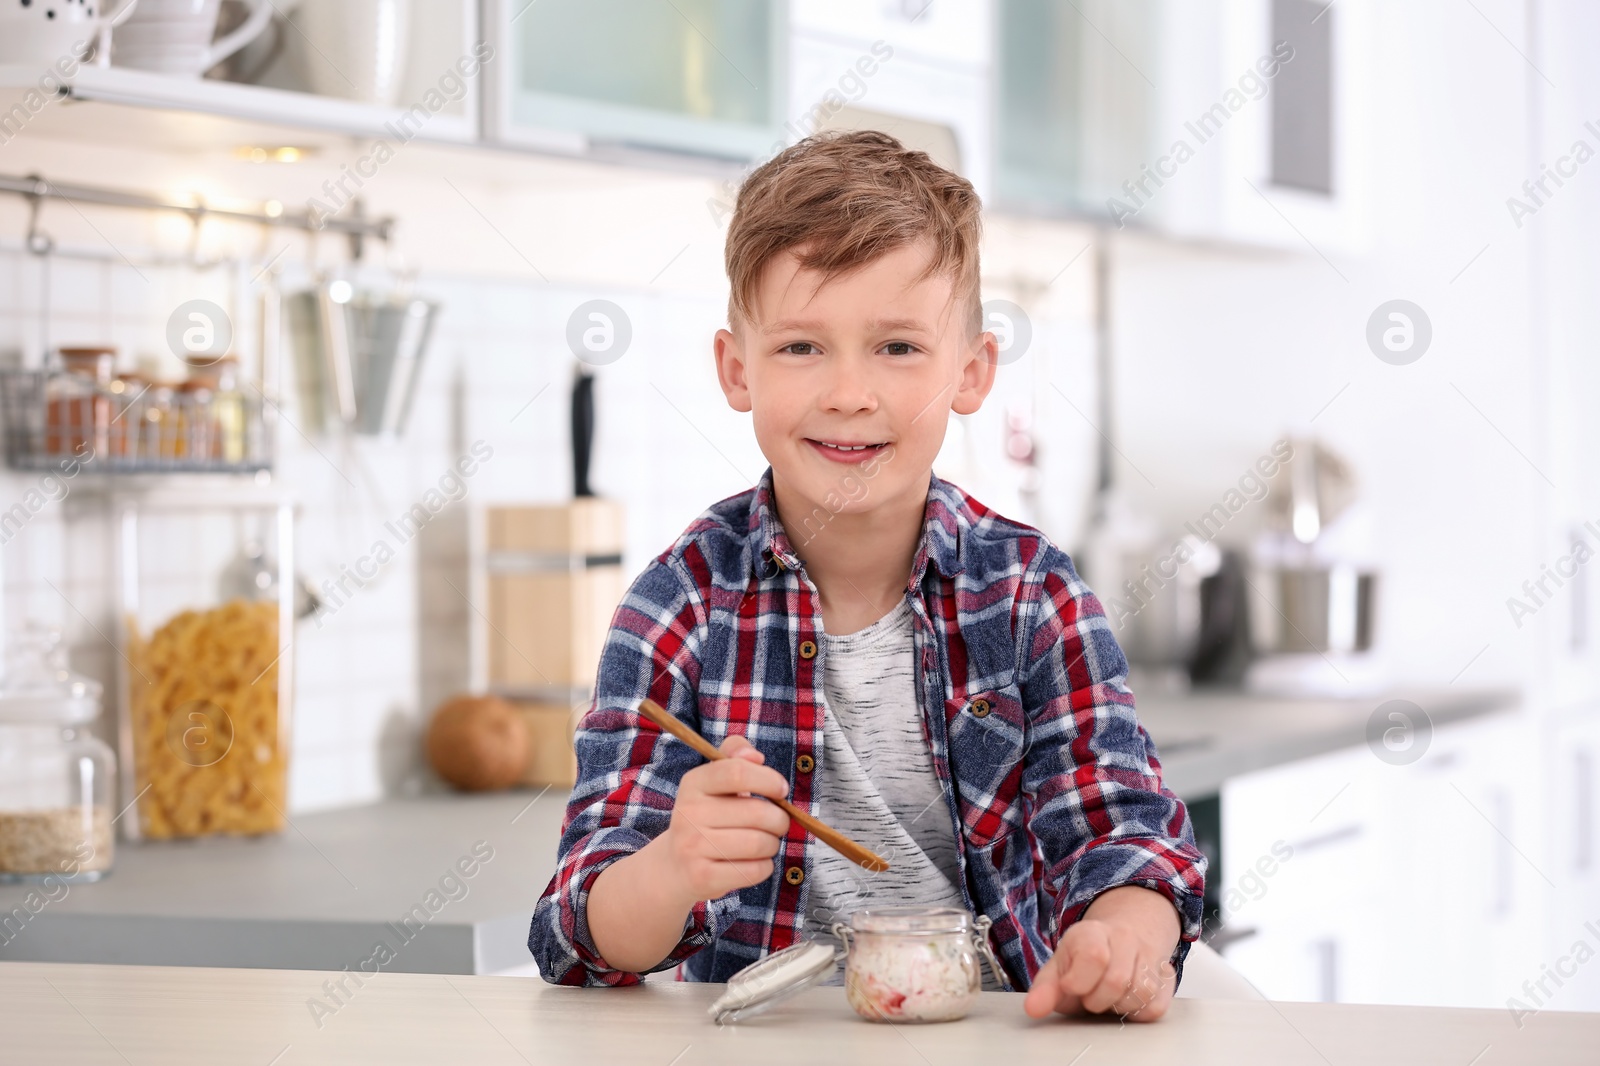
[
  {"x1": 0, "y1": 687, "x2": 1517, "y2": 973},
  {"x1": 0, "y1": 792, "x2": 565, "y2": 975}
]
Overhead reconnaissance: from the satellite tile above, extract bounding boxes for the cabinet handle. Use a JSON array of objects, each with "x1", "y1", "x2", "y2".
[
  {"x1": 1571, "y1": 525, "x2": 1589, "y2": 652},
  {"x1": 1205, "y1": 925, "x2": 1259, "y2": 954},
  {"x1": 1578, "y1": 749, "x2": 1594, "y2": 874},
  {"x1": 1290, "y1": 824, "x2": 1362, "y2": 854},
  {"x1": 1490, "y1": 788, "x2": 1513, "y2": 919},
  {"x1": 1315, "y1": 939, "x2": 1338, "y2": 1003}
]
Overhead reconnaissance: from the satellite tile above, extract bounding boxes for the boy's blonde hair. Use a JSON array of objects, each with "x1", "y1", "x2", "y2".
[{"x1": 724, "y1": 130, "x2": 983, "y2": 336}]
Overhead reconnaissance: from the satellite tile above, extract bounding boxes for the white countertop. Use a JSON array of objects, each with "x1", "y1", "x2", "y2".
[{"x1": 3, "y1": 959, "x2": 1593, "y2": 1065}]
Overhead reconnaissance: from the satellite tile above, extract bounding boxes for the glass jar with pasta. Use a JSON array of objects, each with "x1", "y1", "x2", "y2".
[{"x1": 115, "y1": 489, "x2": 297, "y2": 840}]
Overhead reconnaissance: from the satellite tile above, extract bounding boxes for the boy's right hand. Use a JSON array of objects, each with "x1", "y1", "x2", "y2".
[{"x1": 659, "y1": 735, "x2": 793, "y2": 904}]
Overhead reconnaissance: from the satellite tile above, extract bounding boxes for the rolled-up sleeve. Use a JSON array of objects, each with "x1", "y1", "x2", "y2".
[
  {"x1": 528, "y1": 557, "x2": 735, "y2": 986},
  {"x1": 1018, "y1": 549, "x2": 1207, "y2": 974}
]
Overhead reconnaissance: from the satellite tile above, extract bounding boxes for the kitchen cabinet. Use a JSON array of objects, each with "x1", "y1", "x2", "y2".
[
  {"x1": 786, "y1": 2, "x2": 992, "y2": 193},
  {"x1": 1218, "y1": 737, "x2": 1379, "y2": 1003},
  {"x1": 1219, "y1": 709, "x2": 1543, "y2": 1009},
  {"x1": 994, "y1": 0, "x2": 1159, "y2": 218},
  {"x1": 0, "y1": 1, "x2": 480, "y2": 148},
  {"x1": 787, "y1": 26, "x2": 991, "y2": 196},
  {"x1": 791, "y1": 0, "x2": 992, "y2": 69},
  {"x1": 994, "y1": 0, "x2": 1370, "y2": 251},
  {"x1": 1361, "y1": 712, "x2": 1545, "y2": 1009},
  {"x1": 485, "y1": 0, "x2": 787, "y2": 161}
]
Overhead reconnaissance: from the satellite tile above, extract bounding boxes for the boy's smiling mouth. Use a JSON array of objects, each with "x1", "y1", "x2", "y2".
[{"x1": 805, "y1": 438, "x2": 892, "y2": 464}]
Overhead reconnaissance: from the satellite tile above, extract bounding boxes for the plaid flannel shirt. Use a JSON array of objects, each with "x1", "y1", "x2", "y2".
[{"x1": 528, "y1": 469, "x2": 1206, "y2": 989}]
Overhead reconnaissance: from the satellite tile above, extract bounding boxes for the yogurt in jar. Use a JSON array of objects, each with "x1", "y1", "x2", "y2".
[{"x1": 840, "y1": 907, "x2": 985, "y2": 1023}]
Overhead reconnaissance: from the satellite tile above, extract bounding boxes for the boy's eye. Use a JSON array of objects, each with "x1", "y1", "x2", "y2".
[
  {"x1": 882, "y1": 341, "x2": 917, "y2": 356},
  {"x1": 780, "y1": 342, "x2": 817, "y2": 356}
]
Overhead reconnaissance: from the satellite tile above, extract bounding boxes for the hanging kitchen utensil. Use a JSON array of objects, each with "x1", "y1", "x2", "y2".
[
  {"x1": 284, "y1": 278, "x2": 438, "y2": 436},
  {"x1": 23, "y1": 179, "x2": 54, "y2": 368},
  {"x1": 218, "y1": 534, "x2": 320, "y2": 620}
]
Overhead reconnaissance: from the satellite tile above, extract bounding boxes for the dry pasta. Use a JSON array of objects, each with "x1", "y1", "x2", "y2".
[{"x1": 126, "y1": 599, "x2": 285, "y2": 838}]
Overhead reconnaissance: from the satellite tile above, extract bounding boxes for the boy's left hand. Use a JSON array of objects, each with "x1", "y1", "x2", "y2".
[{"x1": 1022, "y1": 885, "x2": 1182, "y2": 1023}]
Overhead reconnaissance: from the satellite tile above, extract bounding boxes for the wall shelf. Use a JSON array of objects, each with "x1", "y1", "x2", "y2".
[{"x1": 0, "y1": 63, "x2": 475, "y2": 150}]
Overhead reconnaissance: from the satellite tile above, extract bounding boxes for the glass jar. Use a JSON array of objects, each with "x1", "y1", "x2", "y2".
[
  {"x1": 174, "y1": 379, "x2": 216, "y2": 459},
  {"x1": 117, "y1": 490, "x2": 296, "y2": 840},
  {"x1": 838, "y1": 907, "x2": 993, "y2": 1023},
  {"x1": 43, "y1": 363, "x2": 111, "y2": 459},
  {"x1": 105, "y1": 373, "x2": 146, "y2": 458},
  {"x1": 707, "y1": 906, "x2": 1009, "y2": 1026},
  {"x1": 143, "y1": 383, "x2": 176, "y2": 460},
  {"x1": 0, "y1": 625, "x2": 116, "y2": 883},
  {"x1": 210, "y1": 356, "x2": 247, "y2": 464}
]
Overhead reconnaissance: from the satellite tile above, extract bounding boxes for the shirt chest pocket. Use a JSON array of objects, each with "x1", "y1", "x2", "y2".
[{"x1": 943, "y1": 684, "x2": 1027, "y2": 848}]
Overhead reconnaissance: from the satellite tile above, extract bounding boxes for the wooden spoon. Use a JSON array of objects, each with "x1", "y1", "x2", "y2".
[{"x1": 636, "y1": 698, "x2": 890, "y2": 872}]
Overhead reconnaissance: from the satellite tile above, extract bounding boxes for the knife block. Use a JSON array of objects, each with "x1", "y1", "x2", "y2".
[
  {"x1": 483, "y1": 499, "x2": 624, "y2": 780},
  {"x1": 512, "y1": 700, "x2": 585, "y2": 787}
]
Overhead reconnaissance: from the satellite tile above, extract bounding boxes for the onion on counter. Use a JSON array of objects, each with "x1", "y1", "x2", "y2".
[{"x1": 425, "y1": 694, "x2": 530, "y2": 791}]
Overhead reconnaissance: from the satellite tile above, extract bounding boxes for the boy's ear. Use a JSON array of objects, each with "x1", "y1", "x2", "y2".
[
  {"x1": 951, "y1": 329, "x2": 999, "y2": 416},
  {"x1": 714, "y1": 327, "x2": 753, "y2": 413}
]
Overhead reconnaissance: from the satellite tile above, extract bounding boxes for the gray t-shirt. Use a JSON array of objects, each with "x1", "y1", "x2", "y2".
[{"x1": 803, "y1": 599, "x2": 969, "y2": 945}]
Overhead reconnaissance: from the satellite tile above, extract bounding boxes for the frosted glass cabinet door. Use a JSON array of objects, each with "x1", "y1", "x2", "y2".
[
  {"x1": 498, "y1": 0, "x2": 786, "y2": 160},
  {"x1": 994, "y1": 0, "x2": 1159, "y2": 215}
]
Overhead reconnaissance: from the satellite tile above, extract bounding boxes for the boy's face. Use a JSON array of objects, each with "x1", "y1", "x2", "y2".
[{"x1": 713, "y1": 240, "x2": 998, "y2": 522}]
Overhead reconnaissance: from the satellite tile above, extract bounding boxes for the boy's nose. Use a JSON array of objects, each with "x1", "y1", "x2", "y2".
[{"x1": 819, "y1": 355, "x2": 879, "y2": 413}]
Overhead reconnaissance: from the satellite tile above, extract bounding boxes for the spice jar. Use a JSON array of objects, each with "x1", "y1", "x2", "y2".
[
  {"x1": 174, "y1": 379, "x2": 216, "y2": 459},
  {"x1": 105, "y1": 373, "x2": 147, "y2": 458},
  {"x1": 707, "y1": 906, "x2": 1010, "y2": 1025},
  {"x1": 0, "y1": 625, "x2": 116, "y2": 883},
  {"x1": 44, "y1": 346, "x2": 116, "y2": 458},
  {"x1": 141, "y1": 382, "x2": 175, "y2": 460},
  {"x1": 208, "y1": 357, "x2": 246, "y2": 463}
]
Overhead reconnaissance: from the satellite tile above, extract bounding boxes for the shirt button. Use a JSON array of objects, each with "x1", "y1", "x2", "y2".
[
  {"x1": 796, "y1": 753, "x2": 815, "y2": 773},
  {"x1": 784, "y1": 865, "x2": 805, "y2": 886},
  {"x1": 970, "y1": 698, "x2": 992, "y2": 718},
  {"x1": 798, "y1": 639, "x2": 817, "y2": 660}
]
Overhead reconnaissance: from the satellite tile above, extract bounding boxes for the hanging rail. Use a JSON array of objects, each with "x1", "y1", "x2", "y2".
[{"x1": 0, "y1": 171, "x2": 394, "y2": 242}]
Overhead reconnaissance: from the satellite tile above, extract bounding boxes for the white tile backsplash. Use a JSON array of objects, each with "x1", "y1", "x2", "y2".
[{"x1": 0, "y1": 238, "x2": 788, "y2": 814}]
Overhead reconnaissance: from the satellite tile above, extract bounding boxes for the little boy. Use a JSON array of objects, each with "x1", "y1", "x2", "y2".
[{"x1": 529, "y1": 131, "x2": 1206, "y2": 1021}]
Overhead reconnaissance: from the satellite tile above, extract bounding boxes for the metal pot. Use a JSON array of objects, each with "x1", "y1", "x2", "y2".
[
  {"x1": 1094, "y1": 534, "x2": 1217, "y2": 668},
  {"x1": 1249, "y1": 565, "x2": 1377, "y2": 655}
]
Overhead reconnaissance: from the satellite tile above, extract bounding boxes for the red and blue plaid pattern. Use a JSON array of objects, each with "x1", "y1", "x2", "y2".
[{"x1": 529, "y1": 470, "x2": 1207, "y2": 989}]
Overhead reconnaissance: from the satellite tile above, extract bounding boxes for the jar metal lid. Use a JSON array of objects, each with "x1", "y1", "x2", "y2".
[{"x1": 706, "y1": 940, "x2": 839, "y2": 1025}]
